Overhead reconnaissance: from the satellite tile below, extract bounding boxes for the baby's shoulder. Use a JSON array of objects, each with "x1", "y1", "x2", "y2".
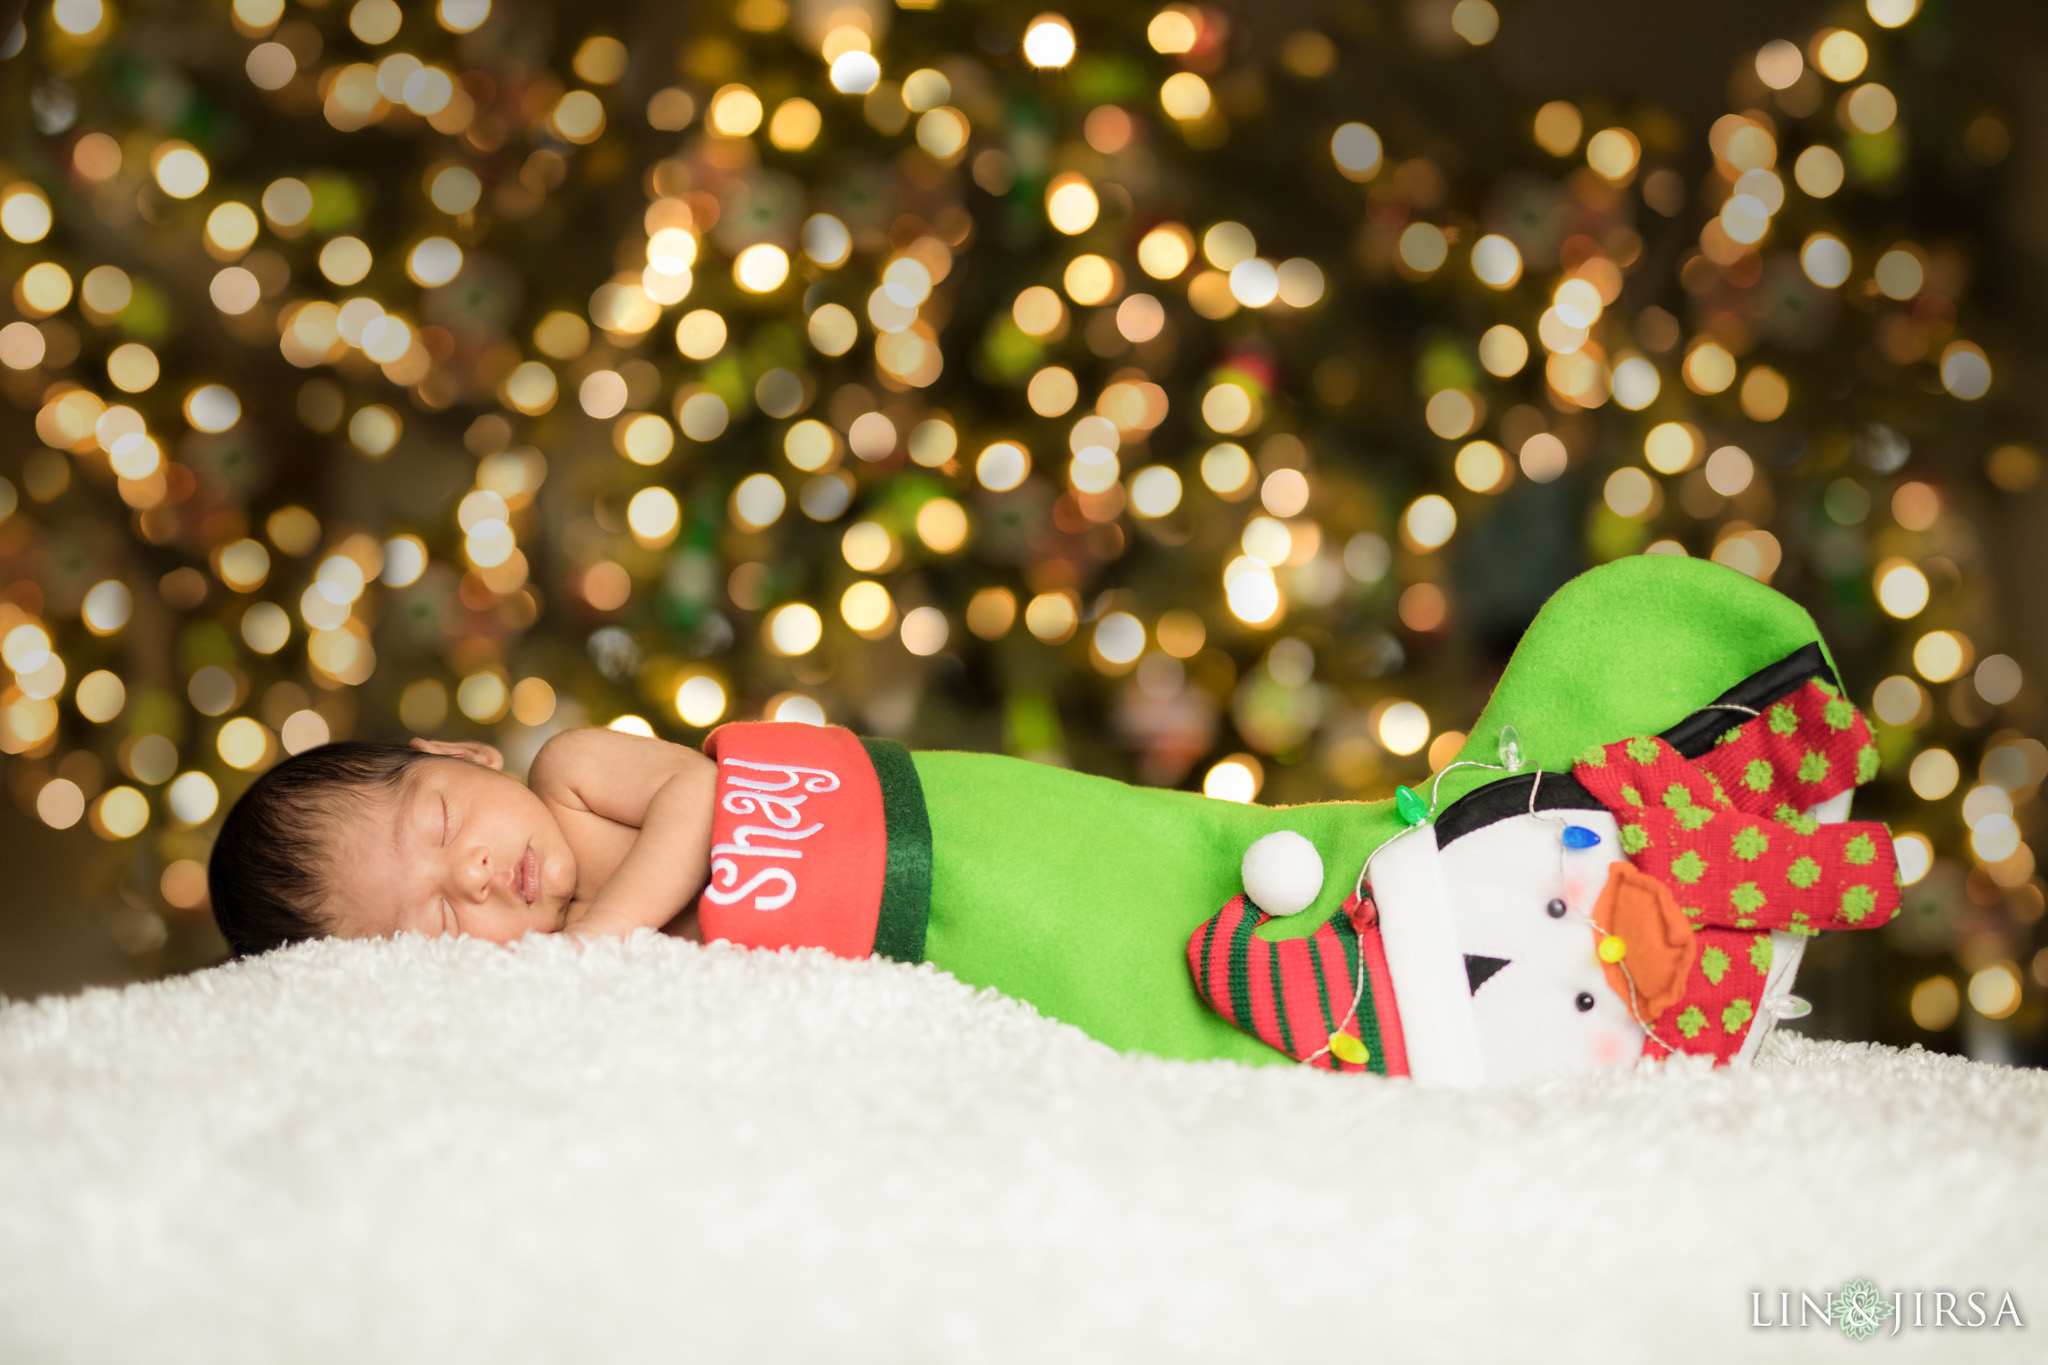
[
  {"x1": 529, "y1": 726, "x2": 706, "y2": 794},
  {"x1": 527, "y1": 727, "x2": 598, "y2": 793}
]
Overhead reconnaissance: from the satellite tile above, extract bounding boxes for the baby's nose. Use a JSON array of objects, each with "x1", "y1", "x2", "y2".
[{"x1": 461, "y1": 845, "x2": 492, "y2": 899}]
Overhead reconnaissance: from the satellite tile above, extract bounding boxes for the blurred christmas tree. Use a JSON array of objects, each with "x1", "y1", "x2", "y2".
[{"x1": 0, "y1": 0, "x2": 2041, "y2": 1058}]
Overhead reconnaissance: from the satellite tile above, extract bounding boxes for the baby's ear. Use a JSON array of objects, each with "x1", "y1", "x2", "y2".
[{"x1": 409, "y1": 738, "x2": 506, "y2": 771}]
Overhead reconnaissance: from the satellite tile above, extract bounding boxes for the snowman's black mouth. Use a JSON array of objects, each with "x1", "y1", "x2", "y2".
[{"x1": 1465, "y1": 953, "x2": 1511, "y2": 994}]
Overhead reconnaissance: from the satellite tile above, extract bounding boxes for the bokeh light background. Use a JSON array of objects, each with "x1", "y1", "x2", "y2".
[{"x1": 2, "y1": 0, "x2": 2045, "y2": 1062}]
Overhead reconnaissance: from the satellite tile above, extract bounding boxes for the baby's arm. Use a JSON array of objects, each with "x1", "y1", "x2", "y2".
[{"x1": 527, "y1": 727, "x2": 718, "y2": 939}]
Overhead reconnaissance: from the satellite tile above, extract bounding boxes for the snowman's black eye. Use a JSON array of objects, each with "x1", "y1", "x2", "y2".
[
  {"x1": 1546, "y1": 899, "x2": 1568, "y2": 919},
  {"x1": 1575, "y1": 992, "x2": 1596, "y2": 1012}
]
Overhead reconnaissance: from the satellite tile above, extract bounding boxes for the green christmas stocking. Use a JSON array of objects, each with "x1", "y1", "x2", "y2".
[{"x1": 696, "y1": 555, "x2": 1900, "y2": 1084}]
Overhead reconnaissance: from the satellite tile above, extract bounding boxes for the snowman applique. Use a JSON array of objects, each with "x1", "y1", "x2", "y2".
[{"x1": 1190, "y1": 649, "x2": 1902, "y2": 1085}]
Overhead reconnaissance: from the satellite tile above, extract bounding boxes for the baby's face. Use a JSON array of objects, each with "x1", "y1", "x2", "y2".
[{"x1": 322, "y1": 744, "x2": 578, "y2": 942}]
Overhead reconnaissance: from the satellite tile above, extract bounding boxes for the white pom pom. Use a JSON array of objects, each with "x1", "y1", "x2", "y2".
[{"x1": 1241, "y1": 830, "x2": 1324, "y2": 916}]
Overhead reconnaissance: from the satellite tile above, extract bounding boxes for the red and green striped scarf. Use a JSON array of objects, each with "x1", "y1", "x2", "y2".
[{"x1": 1187, "y1": 891, "x2": 1409, "y2": 1076}]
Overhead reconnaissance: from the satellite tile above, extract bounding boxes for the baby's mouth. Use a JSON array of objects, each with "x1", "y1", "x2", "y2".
[{"x1": 517, "y1": 846, "x2": 540, "y2": 905}]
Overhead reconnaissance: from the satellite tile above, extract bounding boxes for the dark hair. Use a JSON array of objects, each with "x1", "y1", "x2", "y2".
[{"x1": 208, "y1": 741, "x2": 433, "y2": 956}]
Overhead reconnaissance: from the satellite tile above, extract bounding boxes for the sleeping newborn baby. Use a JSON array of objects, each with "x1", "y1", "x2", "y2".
[
  {"x1": 209, "y1": 728, "x2": 720, "y2": 948},
  {"x1": 208, "y1": 556, "x2": 1901, "y2": 1085}
]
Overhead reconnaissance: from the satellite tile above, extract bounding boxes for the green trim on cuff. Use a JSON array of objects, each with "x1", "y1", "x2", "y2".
[{"x1": 861, "y1": 736, "x2": 932, "y2": 964}]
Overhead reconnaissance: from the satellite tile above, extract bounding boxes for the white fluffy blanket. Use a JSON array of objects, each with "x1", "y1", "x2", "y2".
[{"x1": 1, "y1": 934, "x2": 2043, "y2": 1362}]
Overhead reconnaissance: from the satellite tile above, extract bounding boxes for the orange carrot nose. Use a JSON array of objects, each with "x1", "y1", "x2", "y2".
[{"x1": 1589, "y1": 862, "x2": 1698, "y2": 1022}]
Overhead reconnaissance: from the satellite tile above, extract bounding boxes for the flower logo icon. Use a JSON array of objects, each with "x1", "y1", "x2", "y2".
[{"x1": 1831, "y1": 1277, "x2": 1896, "y2": 1340}]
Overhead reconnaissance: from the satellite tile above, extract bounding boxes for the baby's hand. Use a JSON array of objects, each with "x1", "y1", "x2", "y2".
[
  {"x1": 557, "y1": 897, "x2": 687, "y2": 938},
  {"x1": 557, "y1": 903, "x2": 704, "y2": 945}
]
